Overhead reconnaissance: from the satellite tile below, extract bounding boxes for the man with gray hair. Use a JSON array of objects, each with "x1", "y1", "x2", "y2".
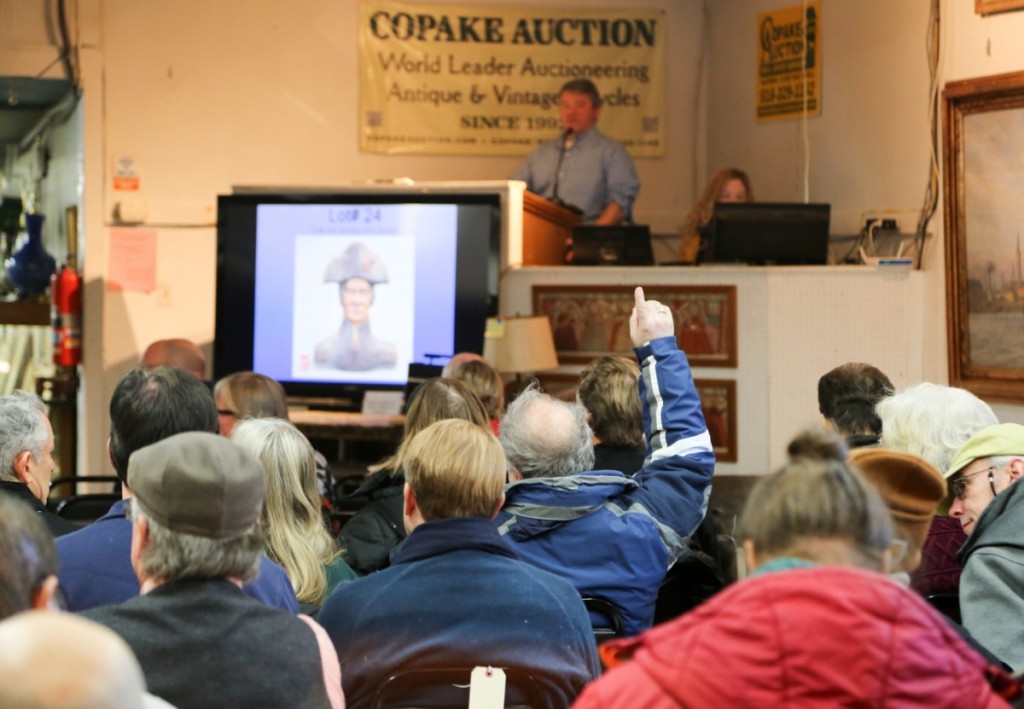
[
  {"x1": 0, "y1": 390, "x2": 77, "y2": 537},
  {"x1": 496, "y1": 287, "x2": 715, "y2": 636},
  {"x1": 84, "y1": 431, "x2": 342, "y2": 708}
]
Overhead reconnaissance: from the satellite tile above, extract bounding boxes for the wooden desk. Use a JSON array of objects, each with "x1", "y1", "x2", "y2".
[{"x1": 289, "y1": 408, "x2": 405, "y2": 443}]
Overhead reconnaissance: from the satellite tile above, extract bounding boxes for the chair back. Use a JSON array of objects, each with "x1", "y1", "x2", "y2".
[
  {"x1": 582, "y1": 596, "x2": 624, "y2": 644},
  {"x1": 54, "y1": 494, "x2": 121, "y2": 526},
  {"x1": 926, "y1": 590, "x2": 961, "y2": 625},
  {"x1": 372, "y1": 666, "x2": 545, "y2": 709}
]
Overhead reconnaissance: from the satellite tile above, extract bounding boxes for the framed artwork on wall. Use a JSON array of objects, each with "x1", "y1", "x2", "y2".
[
  {"x1": 975, "y1": 0, "x2": 1024, "y2": 15},
  {"x1": 943, "y1": 70, "x2": 1024, "y2": 401},
  {"x1": 531, "y1": 284, "x2": 738, "y2": 367},
  {"x1": 695, "y1": 378, "x2": 737, "y2": 463}
]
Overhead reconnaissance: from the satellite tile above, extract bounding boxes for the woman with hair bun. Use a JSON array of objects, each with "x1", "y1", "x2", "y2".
[{"x1": 573, "y1": 429, "x2": 1010, "y2": 709}]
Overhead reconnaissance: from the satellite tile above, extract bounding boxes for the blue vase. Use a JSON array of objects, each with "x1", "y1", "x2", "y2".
[{"x1": 6, "y1": 213, "x2": 57, "y2": 296}]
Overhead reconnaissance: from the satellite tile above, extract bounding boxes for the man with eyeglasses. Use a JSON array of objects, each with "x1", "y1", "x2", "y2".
[{"x1": 946, "y1": 422, "x2": 1024, "y2": 669}]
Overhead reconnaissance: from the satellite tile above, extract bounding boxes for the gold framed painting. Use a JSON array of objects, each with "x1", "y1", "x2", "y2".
[
  {"x1": 943, "y1": 70, "x2": 1024, "y2": 401},
  {"x1": 532, "y1": 284, "x2": 738, "y2": 368}
]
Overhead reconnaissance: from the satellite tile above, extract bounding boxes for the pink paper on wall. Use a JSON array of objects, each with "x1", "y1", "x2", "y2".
[{"x1": 107, "y1": 229, "x2": 157, "y2": 292}]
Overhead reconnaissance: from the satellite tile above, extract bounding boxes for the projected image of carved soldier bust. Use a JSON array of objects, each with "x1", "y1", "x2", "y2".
[{"x1": 315, "y1": 243, "x2": 397, "y2": 371}]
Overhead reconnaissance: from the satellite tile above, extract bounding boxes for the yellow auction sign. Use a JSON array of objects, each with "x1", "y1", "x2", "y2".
[
  {"x1": 359, "y1": 1, "x2": 665, "y2": 156},
  {"x1": 756, "y1": 2, "x2": 821, "y2": 122}
]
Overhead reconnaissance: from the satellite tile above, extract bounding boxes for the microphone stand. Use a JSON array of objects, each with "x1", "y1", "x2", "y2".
[{"x1": 551, "y1": 128, "x2": 573, "y2": 204}]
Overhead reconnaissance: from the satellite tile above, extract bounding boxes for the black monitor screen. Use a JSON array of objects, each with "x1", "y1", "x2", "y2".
[
  {"x1": 214, "y1": 191, "x2": 500, "y2": 404},
  {"x1": 704, "y1": 202, "x2": 831, "y2": 265}
]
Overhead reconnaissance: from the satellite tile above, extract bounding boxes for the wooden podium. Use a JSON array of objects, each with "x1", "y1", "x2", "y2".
[{"x1": 521, "y1": 191, "x2": 582, "y2": 266}]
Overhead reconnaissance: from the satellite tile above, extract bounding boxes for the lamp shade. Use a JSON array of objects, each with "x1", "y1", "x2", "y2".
[{"x1": 482, "y1": 315, "x2": 559, "y2": 374}]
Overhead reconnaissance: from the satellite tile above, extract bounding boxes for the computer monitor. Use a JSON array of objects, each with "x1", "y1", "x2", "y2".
[
  {"x1": 214, "y1": 190, "x2": 500, "y2": 409},
  {"x1": 702, "y1": 203, "x2": 831, "y2": 265}
]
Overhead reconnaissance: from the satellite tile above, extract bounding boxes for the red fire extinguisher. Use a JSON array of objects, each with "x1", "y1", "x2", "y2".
[{"x1": 51, "y1": 206, "x2": 82, "y2": 367}]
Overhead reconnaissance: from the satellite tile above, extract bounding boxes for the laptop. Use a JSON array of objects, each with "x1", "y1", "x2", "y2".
[
  {"x1": 702, "y1": 203, "x2": 831, "y2": 265},
  {"x1": 571, "y1": 225, "x2": 655, "y2": 266}
]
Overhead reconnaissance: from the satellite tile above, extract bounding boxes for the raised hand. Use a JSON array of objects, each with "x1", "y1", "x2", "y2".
[{"x1": 629, "y1": 286, "x2": 675, "y2": 347}]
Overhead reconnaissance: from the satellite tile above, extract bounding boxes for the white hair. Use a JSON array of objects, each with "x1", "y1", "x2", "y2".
[{"x1": 876, "y1": 383, "x2": 997, "y2": 473}]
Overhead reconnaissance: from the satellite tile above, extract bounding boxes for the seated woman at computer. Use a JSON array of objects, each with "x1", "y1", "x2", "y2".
[{"x1": 677, "y1": 167, "x2": 753, "y2": 263}]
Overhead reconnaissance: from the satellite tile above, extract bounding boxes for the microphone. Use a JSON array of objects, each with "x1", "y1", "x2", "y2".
[{"x1": 551, "y1": 128, "x2": 573, "y2": 203}]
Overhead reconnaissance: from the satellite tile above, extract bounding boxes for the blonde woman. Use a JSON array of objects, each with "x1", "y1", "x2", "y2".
[
  {"x1": 231, "y1": 418, "x2": 355, "y2": 609},
  {"x1": 677, "y1": 167, "x2": 752, "y2": 263},
  {"x1": 213, "y1": 371, "x2": 288, "y2": 437}
]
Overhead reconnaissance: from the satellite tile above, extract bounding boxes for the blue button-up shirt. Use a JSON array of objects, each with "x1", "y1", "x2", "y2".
[{"x1": 513, "y1": 127, "x2": 639, "y2": 223}]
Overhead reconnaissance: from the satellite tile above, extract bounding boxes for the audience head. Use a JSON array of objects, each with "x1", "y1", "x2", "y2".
[
  {"x1": 374, "y1": 377, "x2": 489, "y2": 477},
  {"x1": 577, "y1": 356, "x2": 644, "y2": 448},
  {"x1": 848, "y1": 448, "x2": 946, "y2": 572},
  {"x1": 140, "y1": 338, "x2": 206, "y2": 380},
  {"x1": 231, "y1": 417, "x2": 339, "y2": 605},
  {"x1": 109, "y1": 367, "x2": 219, "y2": 486},
  {"x1": 737, "y1": 429, "x2": 894, "y2": 573},
  {"x1": 127, "y1": 432, "x2": 265, "y2": 586},
  {"x1": 0, "y1": 495, "x2": 59, "y2": 618},
  {"x1": 442, "y1": 353, "x2": 505, "y2": 421},
  {"x1": 403, "y1": 419, "x2": 506, "y2": 528},
  {"x1": 817, "y1": 362, "x2": 894, "y2": 440},
  {"x1": 946, "y1": 423, "x2": 1024, "y2": 535},
  {"x1": 0, "y1": 613, "x2": 148, "y2": 709},
  {"x1": 0, "y1": 390, "x2": 55, "y2": 502},
  {"x1": 213, "y1": 371, "x2": 289, "y2": 437},
  {"x1": 876, "y1": 382, "x2": 997, "y2": 474},
  {"x1": 501, "y1": 386, "x2": 595, "y2": 480}
]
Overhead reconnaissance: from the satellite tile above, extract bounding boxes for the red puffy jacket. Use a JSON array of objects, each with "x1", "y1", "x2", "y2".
[{"x1": 574, "y1": 566, "x2": 1009, "y2": 709}]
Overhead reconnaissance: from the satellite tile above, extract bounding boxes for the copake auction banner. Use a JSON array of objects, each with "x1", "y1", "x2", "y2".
[{"x1": 359, "y1": 1, "x2": 666, "y2": 156}]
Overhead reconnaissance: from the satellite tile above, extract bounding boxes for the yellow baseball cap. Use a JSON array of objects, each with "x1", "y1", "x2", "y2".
[{"x1": 945, "y1": 423, "x2": 1024, "y2": 479}]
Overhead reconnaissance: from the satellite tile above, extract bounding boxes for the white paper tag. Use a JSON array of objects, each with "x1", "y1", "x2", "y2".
[
  {"x1": 468, "y1": 666, "x2": 506, "y2": 709},
  {"x1": 360, "y1": 390, "x2": 404, "y2": 416}
]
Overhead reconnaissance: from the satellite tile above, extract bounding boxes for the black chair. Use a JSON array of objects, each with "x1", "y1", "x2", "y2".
[
  {"x1": 47, "y1": 476, "x2": 121, "y2": 526},
  {"x1": 926, "y1": 590, "x2": 961, "y2": 625},
  {"x1": 372, "y1": 666, "x2": 546, "y2": 709},
  {"x1": 582, "y1": 596, "x2": 624, "y2": 645},
  {"x1": 652, "y1": 545, "x2": 727, "y2": 626},
  {"x1": 54, "y1": 494, "x2": 121, "y2": 526}
]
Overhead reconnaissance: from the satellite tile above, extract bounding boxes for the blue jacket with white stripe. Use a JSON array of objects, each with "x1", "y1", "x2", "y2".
[{"x1": 494, "y1": 336, "x2": 716, "y2": 636}]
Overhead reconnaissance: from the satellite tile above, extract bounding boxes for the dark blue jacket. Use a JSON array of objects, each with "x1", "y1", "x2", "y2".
[
  {"x1": 56, "y1": 499, "x2": 299, "y2": 613},
  {"x1": 495, "y1": 336, "x2": 716, "y2": 636},
  {"x1": 318, "y1": 516, "x2": 600, "y2": 709}
]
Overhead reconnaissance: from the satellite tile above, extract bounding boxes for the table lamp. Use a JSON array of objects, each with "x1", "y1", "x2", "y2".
[{"x1": 482, "y1": 315, "x2": 559, "y2": 391}]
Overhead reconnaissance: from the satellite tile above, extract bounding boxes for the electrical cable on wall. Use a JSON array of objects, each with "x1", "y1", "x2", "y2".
[
  {"x1": 801, "y1": 0, "x2": 811, "y2": 204},
  {"x1": 692, "y1": 0, "x2": 712, "y2": 205},
  {"x1": 914, "y1": 0, "x2": 943, "y2": 270}
]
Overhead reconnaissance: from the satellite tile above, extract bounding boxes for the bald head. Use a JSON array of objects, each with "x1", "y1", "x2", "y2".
[
  {"x1": 140, "y1": 339, "x2": 206, "y2": 380},
  {"x1": 500, "y1": 387, "x2": 595, "y2": 478},
  {"x1": 0, "y1": 613, "x2": 147, "y2": 709}
]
